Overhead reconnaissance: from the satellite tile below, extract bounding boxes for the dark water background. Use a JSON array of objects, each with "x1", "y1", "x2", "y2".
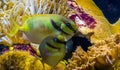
[{"x1": 94, "y1": 0, "x2": 120, "y2": 24}]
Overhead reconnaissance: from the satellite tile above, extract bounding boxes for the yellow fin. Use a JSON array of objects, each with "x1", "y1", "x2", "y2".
[
  {"x1": 111, "y1": 19, "x2": 120, "y2": 34},
  {"x1": 55, "y1": 60, "x2": 67, "y2": 70}
]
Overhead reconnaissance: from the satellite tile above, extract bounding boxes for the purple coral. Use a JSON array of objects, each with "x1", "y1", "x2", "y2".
[
  {"x1": 0, "y1": 44, "x2": 37, "y2": 56},
  {"x1": 14, "y1": 44, "x2": 36, "y2": 56},
  {"x1": 68, "y1": 0, "x2": 96, "y2": 29}
]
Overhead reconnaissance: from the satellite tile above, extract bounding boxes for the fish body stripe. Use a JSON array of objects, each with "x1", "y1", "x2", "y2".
[
  {"x1": 65, "y1": 23, "x2": 76, "y2": 33},
  {"x1": 46, "y1": 42, "x2": 59, "y2": 50},
  {"x1": 51, "y1": 20, "x2": 70, "y2": 35}
]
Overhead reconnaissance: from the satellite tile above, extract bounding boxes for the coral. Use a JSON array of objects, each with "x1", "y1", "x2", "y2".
[
  {"x1": 75, "y1": 0, "x2": 120, "y2": 44},
  {"x1": 112, "y1": 58, "x2": 120, "y2": 70},
  {"x1": 0, "y1": 50, "x2": 44, "y2": 70},
  {"x1": 68, "y1": 0, "x2": 96, "y2": 29},
  {"x1": 71, "y1": 0, "x2": 111, "y2": 43},
  {"x1": 67, "y1": 34, "x2": 120, "y2": 70},
  {"x1": 68, "y1": 0, "x2": 96, "y2": 37},
  {"x1": 67, "y1": 47, "x2": 95, "y2": 70},
  {"x1": 0, "y1": 50, "x2": 67, "y2": 70}
]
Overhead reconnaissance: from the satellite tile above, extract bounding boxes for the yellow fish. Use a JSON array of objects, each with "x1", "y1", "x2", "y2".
[{"x1": 8, "y1": 14, "x2": 78, "y2": 44}]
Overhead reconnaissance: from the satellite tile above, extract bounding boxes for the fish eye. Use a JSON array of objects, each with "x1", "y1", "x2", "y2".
[
  {"x1": 53, "y1": 38, "x2": 58, "y2": 42},
  {"x1": 66, "y1": 23, "x2": 71, "y2": 27},
  {"x1": 65, "y1": 22, "x2": 77, "y2": 33}
]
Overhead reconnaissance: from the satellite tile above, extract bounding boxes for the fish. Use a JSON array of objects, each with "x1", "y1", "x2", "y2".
[
  {"x1": 8, "y1": 14, "x2": 78, "y2": 67},
  {"x1": 39, "y1": 35, "x2": 66, "y2": 68},
  {"x1": 8, "y1": 14, "x2": 78, "y2": 44}
]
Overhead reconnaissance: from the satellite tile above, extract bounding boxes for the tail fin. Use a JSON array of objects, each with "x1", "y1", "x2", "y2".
[{"x1": 8, "y1": 18, "x2": 20, "y2": 37}]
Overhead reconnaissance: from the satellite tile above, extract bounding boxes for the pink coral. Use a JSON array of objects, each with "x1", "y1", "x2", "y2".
[{"x1": 68, "y1": 0, "x2": 96, "y2": 29}]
